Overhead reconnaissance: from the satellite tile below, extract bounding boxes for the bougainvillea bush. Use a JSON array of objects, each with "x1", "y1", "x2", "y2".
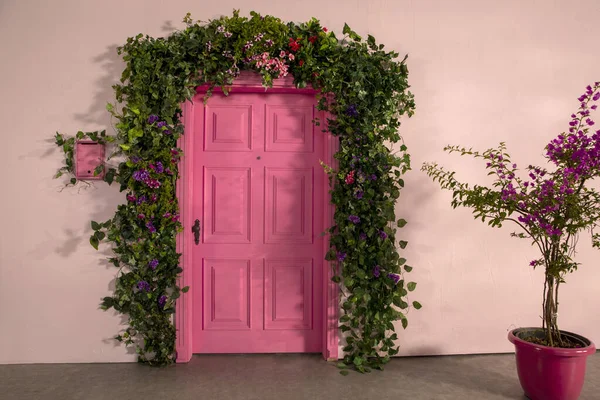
[
  {"x1": 422, "y1": 82, "x2": 600, "y2": 347},
  {"x1": 54, "y1": 11, "x2": 417, "y2": 369}
]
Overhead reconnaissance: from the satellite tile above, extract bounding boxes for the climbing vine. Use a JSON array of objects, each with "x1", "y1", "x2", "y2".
[{"x1": 54, "y1": 10, "x2": 417, "y2": 370}]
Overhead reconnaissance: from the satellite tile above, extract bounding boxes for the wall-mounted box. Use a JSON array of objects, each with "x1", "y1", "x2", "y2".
[{"x1": 75, "y1": 141, "x2": 105, "y2": 180}]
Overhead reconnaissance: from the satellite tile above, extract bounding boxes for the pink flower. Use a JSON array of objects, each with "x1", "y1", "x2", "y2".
[
  {"x1": 280, "y1": 50, "x2": 286, "y2": 58},
  {"x1": 345, "y1": 171, "x2": 356, "y2": 185},
  {"x1": 288, "y1": 53, "x2": 295, "y2": 61}
]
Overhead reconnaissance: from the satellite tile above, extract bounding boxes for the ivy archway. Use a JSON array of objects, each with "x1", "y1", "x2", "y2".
[{"x1": 54, "y1": 10, "x2": 417, "y2": 371}]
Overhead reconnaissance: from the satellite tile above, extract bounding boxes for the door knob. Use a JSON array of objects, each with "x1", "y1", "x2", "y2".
[{"x1": 192, "y1": 219, "x2": 201, "y2": 245}]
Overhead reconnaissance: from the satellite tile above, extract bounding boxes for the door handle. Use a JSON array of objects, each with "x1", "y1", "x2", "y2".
[{"x1": 192, "y1": 219, "x2": 201, "y2": 245}]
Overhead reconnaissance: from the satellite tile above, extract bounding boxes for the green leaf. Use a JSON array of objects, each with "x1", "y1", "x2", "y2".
[
  {"x1": 70, "y1": 178, "x2": 77, "y2": 185},
  {"x1": 91, "y1": 221, "x2": 101, "y2": 231},
  {"x1": 412, "y1": 301, "x2": 422, "y2": 310},
  {"x1": 399, "y1": 240, "x2": 408, "y2": 249},
  {"x1": 404, "y1": 265, "x2": 413, "y2": 272},
  {"x1": 407, "y1": 282, "x2": 417, "y2": 292},
  {"x1": 90, "y1": 236, "x2": 99, "y2": 250},
  {"x1": 94, "y1": 231, "x2": 106, "y2": 241},
  {"x1": 182, "y1": 286, "x2": 190, "y2": 293},
  {"x1": 397, "y1": 219, "x2": 407, "y2": 228}
]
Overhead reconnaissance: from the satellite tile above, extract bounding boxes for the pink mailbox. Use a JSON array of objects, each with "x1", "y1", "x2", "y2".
[{"x1": 75, "y1": 141, "x2": 105, "y2": 180}]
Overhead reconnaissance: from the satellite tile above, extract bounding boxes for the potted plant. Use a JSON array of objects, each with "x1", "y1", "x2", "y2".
[{"x1": 422, "y1": 82, "x2": 599, "y2": 400}]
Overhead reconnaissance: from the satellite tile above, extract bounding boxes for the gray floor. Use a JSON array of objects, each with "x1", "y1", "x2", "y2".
[{"x1": 1, "y1": 353, "x2": 598, "y2": 400}]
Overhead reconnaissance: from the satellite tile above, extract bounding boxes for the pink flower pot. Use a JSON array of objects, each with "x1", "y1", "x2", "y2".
[{"x1": 508, "y1": 328, "x2": 596, "y2": 400}]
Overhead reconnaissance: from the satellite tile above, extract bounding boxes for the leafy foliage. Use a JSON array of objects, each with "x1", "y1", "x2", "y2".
[
  {"x1": 422, "y1": 82, "x2": 600, "y2": 347},
  {"x1": 54, "y1": 10, "x2": 416, "y2": 368}
]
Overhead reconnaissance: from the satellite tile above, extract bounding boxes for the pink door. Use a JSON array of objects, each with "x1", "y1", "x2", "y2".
[{"x1": 190, "y1": 91, "x2": 324, "y2": 353}]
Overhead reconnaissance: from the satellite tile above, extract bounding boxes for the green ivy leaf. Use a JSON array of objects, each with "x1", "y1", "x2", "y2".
[
  {"x1": 407, "y1": 282, "x2": 417, "y2": 292},
  {"x1": 91, "y1": 221, "x2": 101, "y2": 231},
  {"x1": 412, "y1": 301, "x2": 422, "y2": 310},
  {"x1": 182, "y1": 286, "x2": 190, "y2": 293},
  {"x1": 404, "y1": 265, "x2": 413, "y2": 272},
  {"x1": 90, "y1": 236, "x2": 99, "y2": 250},
  {"x1": 399, "y1": 240, "x2": 408, "y2": 249},
  {"x1": 397, "y1": 219, "x2": 408, "y2": 228}
]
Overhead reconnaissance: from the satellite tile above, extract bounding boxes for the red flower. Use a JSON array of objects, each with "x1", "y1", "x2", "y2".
[
  {"x1": 299, "y1": 59, "x2": 305, "y2": 66},
  {"x1": 308, "y1": 36, "x2": 317, "y2": 44},
  {"x1": 345, "y1": 171, "x2": 356, "y2": 185},
  {"x1": 288, "y1": 37, "x2": 301, "y2": 52},
  {"x1": 323, "y1": 27, "x2": 328, "y2": 32}
]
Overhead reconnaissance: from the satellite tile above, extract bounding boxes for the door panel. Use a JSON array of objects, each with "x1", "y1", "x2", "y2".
[{"x1": 191, "y1": 92, "x2": 324, "y2": 354}]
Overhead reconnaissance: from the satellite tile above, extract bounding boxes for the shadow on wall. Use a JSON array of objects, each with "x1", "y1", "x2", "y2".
[{"x1": 74, "y1": 44, "x2": 124, "y2": 129}]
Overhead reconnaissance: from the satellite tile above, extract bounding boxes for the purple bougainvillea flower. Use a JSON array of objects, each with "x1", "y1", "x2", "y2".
[
  {"x1": 137, "y1": 281, "x2": 151, "y2": 292},
  {"x1": 158, "y1": 295, "x2": 167, "y2": 309},
  {"x1": 133, "y1": 169, "x2": 149, "y2": 182},
  {"x1": 370, "y1": 174, "x2": 377, "y2": 181},
  {"x1": 156, "y1": 121, "x2": 167, "y2": 129},
  {"x1": 346, "y1": 104, "x2": 359, "y2": 117},
  {"x1": 348, "y1": 215, "x2": 361, "y2": 224},
  {"x1": 355, "y1": 190, "x2": 364, "y2": 199},
  {"x1": 155, "y1": 161, "x2": 164, "y2": 174},
  {"x1": 163, "y1": 129, "x2": 171, "y2": 135},
  {"x1": 131, "y1": 156, "x2": 141, "y2": 164},
  {"x1": 136, "y1": 195, "x2": 147, "y2": 205},
  {"x1": 146, "y1": 221, "x2": 157, "y2": 233},
  {"x1": 359, "y1": 232, "x2": 367, "y2": 241},
  {"x1": 387, "y1": 273, "x2": 401, "y2": 284},
  {"x1": 148, "y1": 115, "x2": 159, "y2": 124},
  {"x1": 379, "y1": 230, "x2": 388, "y2": 240},
  {"x1": 373, "y1": 265, "x2": 381, "y2": 278},
  {"x1": 337, "y1": 251, "x2": 347, "y2": 262},
  {"x1": 148, "y1": 259, "x2": 159, "y2": 270}
]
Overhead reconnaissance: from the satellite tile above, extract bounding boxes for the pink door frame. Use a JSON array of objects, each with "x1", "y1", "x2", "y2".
[{"x1": 175, "y1": 72, "x2": 339, "y2": 362}]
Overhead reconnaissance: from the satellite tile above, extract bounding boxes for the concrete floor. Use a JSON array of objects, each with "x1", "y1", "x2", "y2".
[{"x1": 1, "y1": 353, "x2": 598, "y2": 400}]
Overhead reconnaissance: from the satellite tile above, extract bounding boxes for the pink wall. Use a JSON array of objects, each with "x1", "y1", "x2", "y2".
[{"x1": 0, "y1": 0, "x2": 598, "y2": 363}]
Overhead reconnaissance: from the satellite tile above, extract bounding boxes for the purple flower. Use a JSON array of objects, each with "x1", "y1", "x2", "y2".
[
  {"x1": 146, "y1": 221, "x2": 157, "y2": 233},
  {"x1": 224, "y1": 32, "x2": 232, "y2": 38},
  {"x1": 131, "y1": 156, "x2": 141, "y2": 163},
  {"x1": 348, "y1": 215, "x2": 361, "y2": 224},
  {"x1": 337, "y1": 252, "x2": 347, "y2": 262},
  {"x1": 593, "y1": 92, "x2": 600, "y2": 101},
  {"x1": 355, "y1": 190, "x2": 364, "y2": 199},
  {"x1": 148, "y1": 115, "x2": 159, "y2": 124},
  {"x1": 359, "y1": 232, "x2": 367, "y2": 241},
  {"x1": 126, "y1": 194, "x2": 136, "y2": 202},
  {"x1": 133, "y1": 169, "x2": 150, "y2": 182},
  {"x1": 158, "y1": 295, "x2": 167, "y2": 309},
  {"x1": 136, "y1": 195, "x2": 147, "y2": 205},
  {"x1": 373, "y1": 265, "x2": 381, "y2": 278},
  {"x1": 156, "y1": 121, "x2": 167, "y2": 128},
  {"x1": 265, "y1": 39, "x2": 274, "y2": 47},
  {"x1": 345, "y1": 104, "x2": 359, "y2": 117},
  {"x1": 388, "y1": 273, "x2": 401, "y2": 284},
  {"x1": 148, "y1": 259, "x2": 159, "y2": 270},
  {"x1": 379, "y1": 230, "x2": 388, "y2": 240},
  {"x1": 155, "y1": 162, "x2": 164, "y2": 174},
  {"x1": 137, "y1": 281, "x2": 151, "y2": 292},
  {"x1": 150, "y1": 194, "x2": 158, "y2": 202},
  {"x1": 529, "y1": 260, "x2": 538, "y2": 266},
  {"x1": 370, "y1": 174, "x2": 377, "y2": 181}
]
